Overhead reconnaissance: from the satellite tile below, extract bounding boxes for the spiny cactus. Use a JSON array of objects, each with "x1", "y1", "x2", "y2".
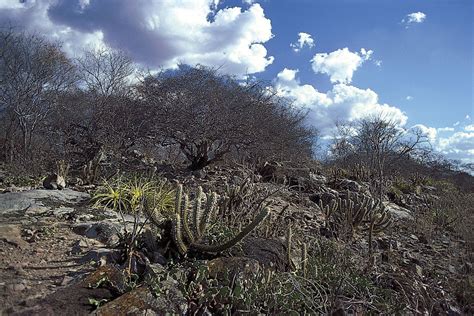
[
  {"x1": 168, "y1": 183, "x2": 270, "y2": 255},
  {"x1": 301, "y1": 242, "x2": 308, "y2": 278},
  {"x1": 350, "y1": 163, "x2": 371, "y2": 182},
  {"x1": 318, "y1": 191, "x2": 392, "y2": 240}
]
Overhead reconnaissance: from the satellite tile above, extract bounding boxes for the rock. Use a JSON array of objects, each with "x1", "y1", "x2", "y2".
[
  {"x1": 383, "y1": 202, "x2": 414, "y2": 220},
  {"x1": 0, "y1": 189, "x2": 89, "y2": 215},
  {"x1": 94, "y1": 285, "x2": 186, "y2": 315},
  {"x1": 336, "y1": 179, "x2": 362, "y2": 192},
  {"x1": 192, "y1": 169, "x2": 206, "y2": 179},
  {"x1": 448, "y1": 265, "x2": 456, "y2": 274},
  {"x1": 52, "y1": 206, "x2": 75, "y2": 217},
  {"x1": 72, "y1": 222, "x2": 120, "y2": 246},
  {"x1": 79, "y1": 248, "x2": 122, "y2": 265},
  {"x1": 7, "y1": 283, "x2": 26, "y2": 292},
  {"x1": 309, "y1": 173, "x2": 327, "y2": 184},
  {"x1": 71, "y1": 239, "x2": 89, "y2": 254},
  {"x1": 415, "y1": 265, "x2": 423, "y2": 277},
  {"x1": 13, "y1": 267, "x2": 117, "y2": 315},
  {"x1": 43, "y1": 174, "x2": 66, "y2": 190},
  {"x1": 59, "y1": 276, "x2": 74, "y2": 286},
  {"x1": 231, "y1": 237, "x2": 289, "y2": 271},
  {"x1": 81, "y1": 265, "x2": 128, "y2": 295},
  {"x1": 310, "y1": 190, "x2": 338, "y2": 206},
  {"x1": 0, "y1": 224, "x2": 29, "y2": 249}
]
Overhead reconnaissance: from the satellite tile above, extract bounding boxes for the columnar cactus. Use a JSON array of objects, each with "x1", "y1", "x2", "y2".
[
  {"x1": 318, "y1": 190, "x2": 392, "y2": 240},
  {"x1": 167, "y1": 183, "x2": 270, "y2": 255}
]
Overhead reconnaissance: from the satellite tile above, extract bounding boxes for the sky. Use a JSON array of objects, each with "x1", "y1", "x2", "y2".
[{"x1": 0, "y1": 0, "x2": 473, "y2": 163}]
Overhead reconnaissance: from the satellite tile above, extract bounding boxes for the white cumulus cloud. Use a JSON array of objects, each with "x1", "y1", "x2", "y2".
[
  {"x1": 464, "y1": 124, "x2": 474, "y2": 132},
  {"x1": 402, "y1": 12, "x2": 426, "y2": 27},
  {"x1": 274, "y1": 68, "x2": 407, "y2": 133},
  {"x1": 438, "y1": 132, "x2": 474, "y2": 155},
  {"x1": 310, "y1": 47, "x2": 373, "y2": 84},
  {"x1": 290, "y1": 32, "x2": 315, "y2": 52},
  {"x1": 0, "y1": 0, "x2": 274, "y2": 76}
]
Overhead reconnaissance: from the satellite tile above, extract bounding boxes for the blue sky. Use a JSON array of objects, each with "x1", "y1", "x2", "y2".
[{"x1": 1, "y1": 0, "x2": 472, "y2": 162}]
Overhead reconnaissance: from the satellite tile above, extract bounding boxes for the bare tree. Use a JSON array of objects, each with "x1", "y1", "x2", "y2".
[
  {"x1": 76, "y1": 48, "x2": 133, "y2": 98},
  {"x1": 0, "y1": 29, "x2": 76, "y2": 160},
  {"x1": 352, "y1": 115, "x2": 430, "y2": 199},
  {"x1": 139, "y1": 66, "x2": 315, "y2": 170}
]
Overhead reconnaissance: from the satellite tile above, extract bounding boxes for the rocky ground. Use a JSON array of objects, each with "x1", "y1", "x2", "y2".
[{"x1": 0, "y1": 166, "x2": 472, "y2": 315}]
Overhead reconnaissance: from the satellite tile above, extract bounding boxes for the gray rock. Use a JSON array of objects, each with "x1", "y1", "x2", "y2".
[
  {"x1": 94, "y1": 285, "x2": 186, "y2": 316},
  {"x1": 71, "y1": 239, "x2": 89, "y2": 255},
  {"x1": 309, "y1": 173, "x2": 327, "y2": 184},
  {"x1": 72, "y1": 222, "x2": 120, "y2": 246},
  {"x1": 0, "y1": 189, "x2": 89, "y2": 215},
  {"x1": 337, "y1": 178, "x2": 363, "y2": 192},
  {"x1": 383, "y1": 202, "x2": 413, "y2": 220}
]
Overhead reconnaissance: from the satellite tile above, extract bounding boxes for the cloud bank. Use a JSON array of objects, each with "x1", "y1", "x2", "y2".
[
  {"x1": 274, "y1": 68, "x2": 407, "y2": 133},
  {"x1": 0, "y1": 0, "x2": 274, "y2": 76}
]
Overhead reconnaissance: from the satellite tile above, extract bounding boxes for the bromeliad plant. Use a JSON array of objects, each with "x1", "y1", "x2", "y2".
[{"x1": 92, "y1": 175, "x2": 175, "y2": 272}]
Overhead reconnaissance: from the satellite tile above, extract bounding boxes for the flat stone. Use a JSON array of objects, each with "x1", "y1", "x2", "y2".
[{"x1": 0, "y1": 189, "x2": 89, "y2": 214}]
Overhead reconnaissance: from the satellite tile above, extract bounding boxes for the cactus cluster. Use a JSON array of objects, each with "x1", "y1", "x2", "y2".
[
  {"x1": 318, "y1": 190, "x2": 392, "y2": 240},
  {"x1": 159, "y1": 183, "x2": 270, "y2": 255},
  {"x1": 222, "y1": 177, "x2": 253, "y2": 213},
  {"x1": 350, "y1": 163, "x2": 371, "y2": 182},
  {"x1": 329, "y1": 167, "x2": 348, "y2": 182}
]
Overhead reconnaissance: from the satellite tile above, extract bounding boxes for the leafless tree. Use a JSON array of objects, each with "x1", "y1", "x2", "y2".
[
  {"x1": 0, "y1": 29, "x2": 77, "y2": 161},
  {"x1": 329, "y1": 115, "x2": 431, "y2": 199},
  {"x1": 355, "y1": 116, "x2": 430, "y2": 198},
  {"x1": 76, "y1": 48, "x2": 134, "y2": 97},
  {"x1": 139, "y1": 66, "x2": 315, "y2": 170}
]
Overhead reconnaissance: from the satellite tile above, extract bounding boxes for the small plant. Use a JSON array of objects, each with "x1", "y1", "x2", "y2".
[{"x1": 92, "y1": 175, "x2": 174, "y2": 273}]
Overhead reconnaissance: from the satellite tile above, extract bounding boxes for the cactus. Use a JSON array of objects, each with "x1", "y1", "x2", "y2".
[
  {"x1": 286, "y1": 225, "x2": 296, "y2": 270},
  {"x1": 301, "y1": 242, "x2": 308, "y2": 278},
  {"x1": 318, "y1": 191, "x2": 392, "y2": 241},
  {"x1": 168, "y1": 182, "x2": 270, "y2": 255},
  {"x1": 351, "y1": 163, "x2": 371, "y2": 181}
]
